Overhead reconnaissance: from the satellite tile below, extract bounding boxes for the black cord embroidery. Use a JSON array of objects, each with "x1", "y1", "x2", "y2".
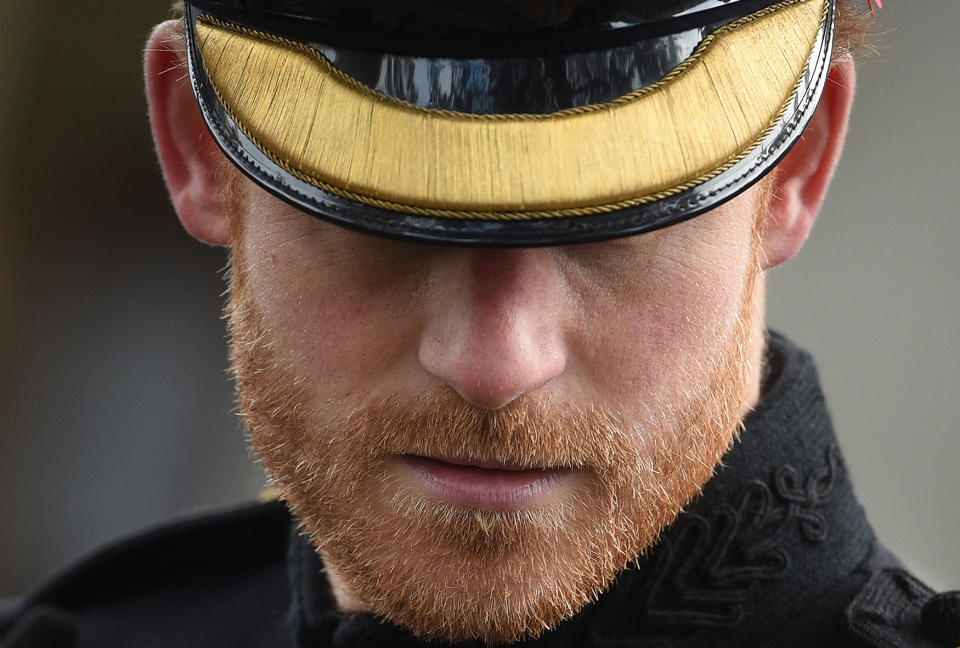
[
  {"x1": 772, "y1": 444, "x2": 845, "y2": 543},
  {"x1": 640, "y1": 445, "x2": 846, "y2": 628}
]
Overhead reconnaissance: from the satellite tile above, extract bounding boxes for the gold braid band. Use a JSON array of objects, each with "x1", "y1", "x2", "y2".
[{"x1": 196, "y1": 0, "x2": 826, "y2": 221}]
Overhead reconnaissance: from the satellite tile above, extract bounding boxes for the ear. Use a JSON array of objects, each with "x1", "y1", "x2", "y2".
[
  {"x1": 144, "y1": 21, "x2": 232, "y2": 246},
  {"x1": 760, "y1": 58, "x2": 856, "y2": 269}
]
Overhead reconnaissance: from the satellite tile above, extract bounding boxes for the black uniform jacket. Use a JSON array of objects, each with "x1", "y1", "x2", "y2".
[{"x1": 2, "y1": 333, "x2": 958, "y2": 647}]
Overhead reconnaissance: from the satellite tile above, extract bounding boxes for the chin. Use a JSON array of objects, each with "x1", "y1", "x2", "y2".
[
  {"x1": 282, "y1": 448, "x2": 710, "y2": 644},
  {"x1": 310, "y1": 494, "x2": 659, "y2": 644}
]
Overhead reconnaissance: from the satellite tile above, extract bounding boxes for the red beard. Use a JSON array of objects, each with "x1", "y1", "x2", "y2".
[{"x1": 227, "y1": 261, "x2": 754, "y2": 643}]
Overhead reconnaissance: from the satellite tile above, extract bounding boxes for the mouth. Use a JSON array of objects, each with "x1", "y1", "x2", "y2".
[{"x1": 395, "y1": 454, "x2": 579, "y2": 511}]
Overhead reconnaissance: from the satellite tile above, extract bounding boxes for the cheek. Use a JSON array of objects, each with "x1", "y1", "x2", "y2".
[
  {"x1": 237, "y1": 229, "x2": 426, "y2": 402},
  {"x1": 574, "y1": 220, "x2": 757, "y2": 404}
]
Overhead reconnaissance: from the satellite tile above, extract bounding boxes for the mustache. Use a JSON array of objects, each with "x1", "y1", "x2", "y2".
[
  {"x1": 227, "y1": 291, "x2": 632, "y2": 475},
  {"x1": 331, "y1": 387, "x2": 641, "y2": 473}
]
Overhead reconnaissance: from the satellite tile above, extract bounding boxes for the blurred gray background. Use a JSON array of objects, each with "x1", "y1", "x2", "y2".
[{"x1": 1, "y1": 2, "x2": 957, "y2": 597}]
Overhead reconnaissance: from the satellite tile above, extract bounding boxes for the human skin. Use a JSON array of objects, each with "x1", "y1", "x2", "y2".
[
  {"x1": 144, "y1": 19, "x2": 855, "y2": 642},
  {"x1": 224, "y1": 182, "x2": 767, "y2": 640},
  {"x1": 229, "y1": 183, "x2": 765, "y2": 642},
  {"x1": 230, "y1": 180, "x2": 767, "y2": 421}
]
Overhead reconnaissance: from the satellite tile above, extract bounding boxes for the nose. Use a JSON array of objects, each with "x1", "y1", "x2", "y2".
[{"x1": 418, "y1": 248, "x2": 568, "y2": 410}]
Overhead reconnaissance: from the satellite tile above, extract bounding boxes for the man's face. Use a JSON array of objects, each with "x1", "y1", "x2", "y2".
[{"x1": 226, "y1": 176, "x2": 767, "y2": 643}]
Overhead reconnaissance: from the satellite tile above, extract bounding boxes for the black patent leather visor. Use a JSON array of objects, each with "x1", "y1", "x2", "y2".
[{"x1": 184, "y1": 0, "x2": 836, "y2": 246}]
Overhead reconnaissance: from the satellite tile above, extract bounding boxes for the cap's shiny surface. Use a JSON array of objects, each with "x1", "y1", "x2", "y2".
[
  {"x1": 315, "y1": 27, "x2": 712, "y2": 114},
  {"x1": 184, "y1": 0, "x2": 835, "y2": 246},
  {"x1": 190, "y1": 0, "x2": 767, "y2": 37},
  {"x1": 187, "y1": 0, "x2": 786, "y2": 56}
]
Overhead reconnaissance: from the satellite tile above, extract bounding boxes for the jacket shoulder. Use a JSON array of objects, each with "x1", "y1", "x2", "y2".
[
  {"x1": 0, "y1": 499, "x2": 294, "y2": 648},
  {"x1": 844, "y1": 566, "x2": 960, "y2": 648}
]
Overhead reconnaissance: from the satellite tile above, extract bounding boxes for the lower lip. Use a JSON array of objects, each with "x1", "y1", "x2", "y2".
[{"x1": 396, "y1": 455, "x2": 577, "y2": 510}]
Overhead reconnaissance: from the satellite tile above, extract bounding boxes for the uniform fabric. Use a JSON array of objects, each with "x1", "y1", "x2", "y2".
[{"x1": 0, "y1": 332, "x2": 951, "y2": 647}]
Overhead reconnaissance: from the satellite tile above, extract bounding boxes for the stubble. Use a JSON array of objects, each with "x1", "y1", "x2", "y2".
[{"x1": 224, "y1": 178, "x2": 763, "y2": 643}]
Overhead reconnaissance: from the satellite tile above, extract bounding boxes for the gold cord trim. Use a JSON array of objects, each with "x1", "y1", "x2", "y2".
[{"x1": 196, "y1": 0, "x2": 828, "y2": 220}]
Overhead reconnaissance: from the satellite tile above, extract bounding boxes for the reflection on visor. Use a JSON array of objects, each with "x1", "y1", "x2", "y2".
[
  {"x1": 189, "y1": 0, "x2": 781, "y2": 111},
  {"x1": 316, "y1": 26, "x2": 711, "y2": 113}
]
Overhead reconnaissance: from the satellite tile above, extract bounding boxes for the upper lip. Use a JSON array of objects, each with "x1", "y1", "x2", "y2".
[{"x1": 414, "y1": 455, "x2": 556, "y2": 472}]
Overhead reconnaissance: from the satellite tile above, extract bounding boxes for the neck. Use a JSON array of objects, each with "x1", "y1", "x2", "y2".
[{"x1": 742, "y1": 271, "x2": 768, "y2": 417}]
